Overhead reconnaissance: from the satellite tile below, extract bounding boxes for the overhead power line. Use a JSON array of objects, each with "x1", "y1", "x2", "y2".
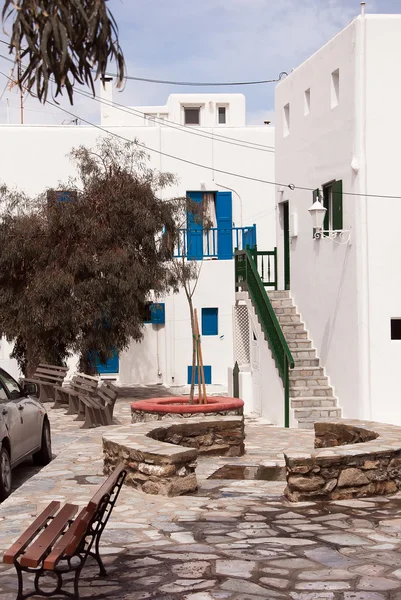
[
  {"x1": 102, "y1": 72, "x2": 288, "y2": 86},
  {"x1": 0, "y1": 40, "x2": 287, "y2": 87},
  {"x1": 0, "y1": 50, "x2": 276, "y2": 153},
  {"x1": 0, "y1": 70, "x2": 400, "y2": 200},
  {"x1": 75, "y1": 87, "x2": 275, "y2": 154}
]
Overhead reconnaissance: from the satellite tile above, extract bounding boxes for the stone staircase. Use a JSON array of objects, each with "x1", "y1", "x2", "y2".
[{"x1": 267, "y1": 290, "x2": 342, "y2": 429}]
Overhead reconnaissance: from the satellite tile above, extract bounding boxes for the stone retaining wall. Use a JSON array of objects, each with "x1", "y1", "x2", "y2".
[
  {"x1": 103, "y1": 416, "x2": 244, "y2": 496},
  {"x1": 132, "y1": 408, "x2": 242, "y2": 423},
  {"x1": 285, "y1": 419, "x2": 401, "y2": 502}
]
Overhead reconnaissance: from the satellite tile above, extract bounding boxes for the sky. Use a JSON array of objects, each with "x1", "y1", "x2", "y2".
[{"x1": 0, "y1": 0, "x2": 399, "y2": 126}]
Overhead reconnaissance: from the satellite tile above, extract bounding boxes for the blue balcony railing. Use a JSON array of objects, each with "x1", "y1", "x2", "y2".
[{"x1": 174, "y1": 225, "x2": 257, "y2": 260}]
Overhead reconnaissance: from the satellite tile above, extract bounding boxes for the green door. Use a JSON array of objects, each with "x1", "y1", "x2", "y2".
[{"x1": 283, "y1": 202, "x2": 290, "y2": 290}]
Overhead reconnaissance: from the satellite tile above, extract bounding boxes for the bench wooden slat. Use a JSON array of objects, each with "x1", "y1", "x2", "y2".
[
  {"x1": 3, "y1": 501, "x2": 61, "y2": 565},
  {"x1": 20, "y1": 504, "x2": 78, "y2": 568},
  {"x1": 88, "y1": 463, "x2": 125, "y2": 509},
  {"x1": 43, "y1": 506, "x2": 95, "y2": 569},
  {"x1": 38, "y1": 363, "x2": 68, "y2": 373},
  {"x1": 35, "y1": 368, "x2": 68, "y2": 379}
]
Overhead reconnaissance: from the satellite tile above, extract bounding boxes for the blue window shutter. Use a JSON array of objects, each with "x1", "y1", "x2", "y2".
[
  {"x1": 150, "y1": 303, "x2": 165, "y2": 324},
  {"x1": 187, "y1": 191, "x2": 203, "y2": 260},
  {"x1": 202, "y1": 308, "x2": 218, "y2": 335},
  {"x1": 95, "y1": 348, "x2": 119, "y2": 374},
  {"x1": 187, "y1": 365, "x2": 212, "y2": 385},
  {"x1": 216, "y1": 191, "x2": 233, "y2": 259}
]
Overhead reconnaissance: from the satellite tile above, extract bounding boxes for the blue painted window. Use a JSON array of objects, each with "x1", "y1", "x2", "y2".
[
  {"x1": 216, "y1": 191, "x2": 233, "y2": 260},
  {"x1": 202, "y1": 308, "x2": 218, "y2": 336},
  {"x1": 187, "y1": 366, "x2": 212, "y2": 385},
  {"x1": 150, "y1": 303, "x2": 165, "y2": 324},
  {"x1": 96, "y1": 349, "x2": 119, "y2": 374}
]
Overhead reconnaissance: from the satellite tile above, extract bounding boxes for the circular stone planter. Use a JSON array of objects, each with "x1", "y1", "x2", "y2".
[{"x1": 131, "y1": 396, "x2": 244, "y2": 423}]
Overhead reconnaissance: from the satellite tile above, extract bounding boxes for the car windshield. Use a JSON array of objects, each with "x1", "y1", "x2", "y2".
[{"x1": 0, "y1": 371, "x2": 21, "y2": 398}]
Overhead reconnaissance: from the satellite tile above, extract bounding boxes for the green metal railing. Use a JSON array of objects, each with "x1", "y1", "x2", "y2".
[
  {"x1": 249, "y1": 246, "x2": 278, "y2": 289},
  {"x1": 235, "y1": 248, "x2": 294, "y2": 427}
]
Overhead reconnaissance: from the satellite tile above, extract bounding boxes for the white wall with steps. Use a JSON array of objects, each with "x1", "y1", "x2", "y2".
[{"x1": 234, "y1": 288, "x2": 342, "y2": 429}]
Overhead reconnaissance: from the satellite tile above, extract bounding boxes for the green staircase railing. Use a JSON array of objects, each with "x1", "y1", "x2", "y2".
[{"x1": 235, "y1": 248, "x2": 294, "y2": 427}]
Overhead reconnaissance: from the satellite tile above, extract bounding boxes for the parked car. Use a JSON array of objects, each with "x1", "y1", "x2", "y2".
[{"x1": 0, "y1": 368, "x2": 52, "y2": 501}]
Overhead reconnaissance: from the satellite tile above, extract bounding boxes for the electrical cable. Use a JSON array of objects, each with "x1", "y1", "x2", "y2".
[
  {"x1": 0, "y1": 50, "x2": 276, "y2": 152},
  {"x1": 0, "y1": 43, "x2": 286, "y2": 87},
  {"x1": 0, "y1": 68, "x2": 400, "y2": 200},
  {"x1": 101, "y1": 71, "x2": 288, "y2": 86},
  {"x1": 75, "y1": 87, "x2": 275, "y2": 153}
]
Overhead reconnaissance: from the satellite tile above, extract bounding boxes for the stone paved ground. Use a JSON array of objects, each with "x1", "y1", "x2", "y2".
[{"x1": 3, "y1": 391, "x2": 401, "y2": 599}]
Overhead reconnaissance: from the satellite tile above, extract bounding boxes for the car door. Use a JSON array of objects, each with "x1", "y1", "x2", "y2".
[
  {"x1": 0, "y1": 382, "x2": 24, "y2": 464},
  {"x1": 0, "y1": 371, "x2": 41, "y2": 457}
]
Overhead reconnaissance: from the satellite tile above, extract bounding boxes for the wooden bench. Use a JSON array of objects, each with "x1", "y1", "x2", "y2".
[
  {"x1": 22, "y1": 363, "x2": 69, "y2": 404},
  {"x1": 53, "y1": 373, "x2": 99, "y2": 411},
  {"x1": 3, "y1": 463, "x2": 126, "y2": 600},
  {"x1": 78, "y1": 382, "x2": 119, "y2": 429}
]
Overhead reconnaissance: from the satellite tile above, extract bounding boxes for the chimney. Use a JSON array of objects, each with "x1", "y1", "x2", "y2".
[{"x1": 100, "y1": 77, "x2": 113, "y2": 124}]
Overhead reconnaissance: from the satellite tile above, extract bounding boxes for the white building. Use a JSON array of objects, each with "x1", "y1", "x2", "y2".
[
  {"x1": 0, "y1": 89, "x2": 276, "y2": 398},
  {"x1": 274, "y1": 11, "x2": 401, "y2": 425}
]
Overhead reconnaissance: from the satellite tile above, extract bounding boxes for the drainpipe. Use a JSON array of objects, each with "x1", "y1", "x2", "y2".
[{"x1": 355, "y1": 3, "x2": 372, "y2": 419}]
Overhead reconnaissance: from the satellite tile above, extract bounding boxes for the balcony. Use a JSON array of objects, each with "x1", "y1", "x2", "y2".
[{"x1": 173, "y1": 225, "x2": 257, "y2": 260}]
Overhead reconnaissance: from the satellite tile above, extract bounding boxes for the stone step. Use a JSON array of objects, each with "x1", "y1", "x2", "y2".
[
  {"x1": 281, "y1": 324, "x2": 306, "y2": 333},
  {"x1": 273, "y1": 306, "x2": 297, "y2": 316},
  {"x1": 289, "y1": 377, "x2": 329, "y2": 388},
  {"x1": 294, "y1": 407, "x2": 342, "y2": 420},
  {"x1": 290, "y1": 366, "x2": 325, "y2": 378},
  {"x1": 276, "y1": 314, "x2": 302, "y2": 324},
  {"x1": 297, "y1": 421, "x2": 315, "y2": 430},
  {"x1": 284, "y1": 331, "x2": 309, "y2": 341},
  {"x1": 267, "y1": 290, "x2": 290, "y2": 299},
  {"x1": 290, "y1": 386, "x2": 334, "y2": 398},
  {"x1": 290, "y1": 349, "x2": 317, "y2": 360},
  {"x1": 293, "y1": 358, "x2": 321, "y2": 367},
  {"x1": 287, "y1": 340, "x2": 313, "y2": 350},
  {"x1": 270, "y1": 298, "x2": 294, "y2": 309},
  {"x1": 291, "y1": 397, "x2": 337, "y2": 408}
]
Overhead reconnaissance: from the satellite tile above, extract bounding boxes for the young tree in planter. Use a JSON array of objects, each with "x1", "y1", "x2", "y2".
[
  {"x1": 1, "y1": 0, "x2": 125, "y2": 103},
  {"x1": 0, "y1": 137, "x2": 180, "y2": 376},
  {"x1": 167, "y1": 197, "x2": 211, "y2": 403}
]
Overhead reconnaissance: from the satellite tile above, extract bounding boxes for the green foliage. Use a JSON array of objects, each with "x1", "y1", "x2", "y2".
[
  {"x1": 1, "y1": 0, "x2": 125, "y2": 103},
  {"x1": 0, "y1": 137, "x2": 180, "y2": 375}
]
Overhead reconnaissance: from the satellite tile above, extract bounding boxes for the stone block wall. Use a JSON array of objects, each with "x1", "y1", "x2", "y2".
[
  {"x1": 314, "y1": 422, "x2": 378, "y2": 448},
  {"x1": 132, "y1": 407, "x2": 242, "y2": 423},
  {"x1": 103, "y1": 416, "x2": 245, "y2": 496},
  {"x1": 148, "y1": 418, "x2": 245, "y2": 457},
  {"x1": 285, "y1": 419, "x2": 401, "y2": 502}
]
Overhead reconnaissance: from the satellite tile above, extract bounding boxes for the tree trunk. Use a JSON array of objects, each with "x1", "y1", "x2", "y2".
[
  {"x1": 188, "y1": 296, "x2": 196, "y2": 404},
  {"x1": 25, "y1": 340, "x2": 41, "y2": 377},
  {"x1": 78, "y1": 352, "x2": 98, "y2": 376}
]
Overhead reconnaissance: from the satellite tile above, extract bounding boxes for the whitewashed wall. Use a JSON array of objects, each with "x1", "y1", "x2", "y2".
[
  {"x1": 0, "y1": 93, "x2": 275, "y2": 390},
  {"x1": 275, "y1": 14, "x2": 401, "y2": 425}
]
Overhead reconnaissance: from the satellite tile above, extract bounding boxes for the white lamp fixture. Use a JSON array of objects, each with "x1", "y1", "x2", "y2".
[
  {"x1": 308, "y1": 197, "x2": 326, "y2": 230},
  {"x1": 308, "y1": 191, "x2": 351, "y2": 244}
]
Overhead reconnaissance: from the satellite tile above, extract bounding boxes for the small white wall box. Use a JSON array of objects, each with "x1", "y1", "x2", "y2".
[{"x1": 289, "y1": 213, "x2": 298, "y2": 238}]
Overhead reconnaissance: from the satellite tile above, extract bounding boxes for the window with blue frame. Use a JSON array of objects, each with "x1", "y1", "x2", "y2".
[
  {"x1": 187, "y1": 365, "x2": 212, "y2": 385},
  {"x1": 202, "y1": 308, "x2": 218, "y2": 336}
]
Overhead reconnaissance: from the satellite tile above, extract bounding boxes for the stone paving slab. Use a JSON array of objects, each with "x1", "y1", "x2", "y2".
[{"x1": 3, "y1": 393, "x2": 401, "y2": 598}]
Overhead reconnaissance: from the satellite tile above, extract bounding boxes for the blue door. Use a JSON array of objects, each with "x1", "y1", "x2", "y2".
[
  {"x1": 216, "y1": 191, "x2": 233, "y2": 260},
  {"x1": 96, "y1": 348, "x2": 119, "y2": 374},
  {"x1": 187, "y1": 191, "x2": 203, "y2": 260}
]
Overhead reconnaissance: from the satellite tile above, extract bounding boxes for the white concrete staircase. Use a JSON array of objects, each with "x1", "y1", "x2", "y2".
[{"x1": 267, "y1": 290, "x2": 342, "y2": 429}]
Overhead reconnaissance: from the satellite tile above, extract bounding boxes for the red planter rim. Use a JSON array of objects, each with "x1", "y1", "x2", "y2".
[{"x1": 131, "y1": 396, "x2": 243, "y2": 414}]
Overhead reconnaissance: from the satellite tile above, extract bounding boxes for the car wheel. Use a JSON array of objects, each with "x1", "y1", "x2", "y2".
[
  {"x1": 0, "y1": 445, "x2": 12, "y2": 501},
  {"x1": 33, "y1": 420, "x2": 52, "y2": 466}
]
